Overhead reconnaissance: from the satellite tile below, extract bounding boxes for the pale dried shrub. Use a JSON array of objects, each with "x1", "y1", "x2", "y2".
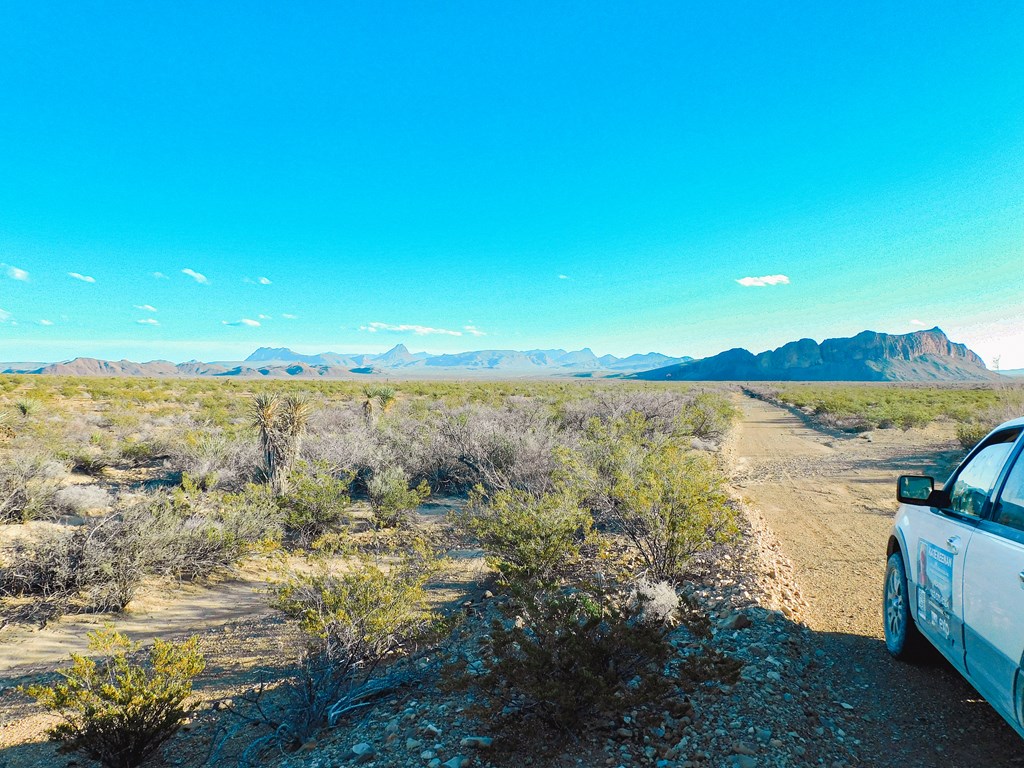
[
  {"x1": 53, "y1": 485, "x2": 112, "y2": 515},
  {"x1": 0, "y1": 448, "x2": 68, "y2": 523}
]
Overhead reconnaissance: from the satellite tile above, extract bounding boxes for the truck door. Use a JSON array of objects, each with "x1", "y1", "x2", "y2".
[
  {"x1": 910, "y1": 428, "x2": 1020, "y2": 667},
  {"x1": 963, "y1": 432, "x2": 1024, "y2": 722}
]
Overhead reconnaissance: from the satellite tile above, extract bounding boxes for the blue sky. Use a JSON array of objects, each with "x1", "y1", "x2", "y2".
[{"x1": 1, "y1": 2, "x2": 1022, "y2": 366}]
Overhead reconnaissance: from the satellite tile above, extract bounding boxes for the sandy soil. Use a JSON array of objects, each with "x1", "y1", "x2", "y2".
[{"x1": 732, "y1": 394, "x2": 1024, "y2": 767}]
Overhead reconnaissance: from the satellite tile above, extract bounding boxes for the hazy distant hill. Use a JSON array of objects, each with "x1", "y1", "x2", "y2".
[
  {"x1": 0, "y1": 345, "x2": 690, "y2": 378},
  {"x1": 635, "y1": 328, "x2": 996, "y2": 382}
]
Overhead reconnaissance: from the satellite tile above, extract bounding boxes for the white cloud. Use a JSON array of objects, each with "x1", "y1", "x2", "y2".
[
  {"x1": 3, "y1": 264, "x2": 29, "y2": 281},
  {"x1": 463, "y1": 325, "x2": 486, "y2": 337},
  {"x1": 182, "y1": 268, "x2": 208, "y2": 284},
  {"x1": 68, "y1": 272, "x2": 96, "y2": 283},
  {"x1": 258, "y1": 314, "x2": 272, "y2": 320},
  {"x1": 136, "y1": 318, "x2": 160, "y2": 326},
  {"x1": 258, "y1": 276, "x2": 271, "y2": 285},
  {"x1": 134, "y1": 304, "x2": 157, "y2": 312},
  {"x1": 153, "y1": 271, "x2": 168, "y2": 279},
  {"x1": 0, "y1": 308, "x2": 10, "y2": 322},
  {"x1": 360, "y1": 322, "x2": 463, "y2": 337},
  {"x1": 222, "y1": 318, "x2": 261, "y2": 327},
  {"x1": 910, "y1": 319, "x2": 927, "y2": 327},
  {"x1": 736, "y1": 274, "x2": 791, "y2": 287},
  {"x1": 282, "y1": 313, "x2": 297, "y2": 319},
  {"x1": 38, "y1": 319, "x2": 53, "y2": 326},
  {"x1": 558, "y1": 274, "x2": 570, "y2": 280},
  {"x1": 244, "y1": 276, "x2": 273, "y2": 285}
]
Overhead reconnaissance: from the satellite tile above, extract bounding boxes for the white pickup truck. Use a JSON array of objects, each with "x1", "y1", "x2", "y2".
[{"x1": 885, "y1": 417, "x2": 1024, "y2": 738}]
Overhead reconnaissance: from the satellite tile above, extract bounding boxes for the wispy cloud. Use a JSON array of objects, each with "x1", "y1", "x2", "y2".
[
  {"x1": 244, "y1": 276, "x2": 272, "y2": 285},
  {"x1": 463, "y1": 325, "x2": 486, "y2": 337},
  {"x1": 152, "y1": 271, "x2": 168, "y2": 279},
  {"x1": 182, "y1": 268, "x2": 208, "y2": 284},
  {"x1": 910, "y1": 319, "x2": 927, "y2": 327},
  {"x1": 68, "y1": 272, "x2": 96, "y2": 283},
  {"x1": 0, "y1": 308, "x2": 11, "y2": 322},
  {"x1": 360, "y1": 322, "x2": 464, "y2": 337},
  {"x1": 558, "y1": 274, "x2": 570, "y2": 280},
  {"x1": 2, "y1": 264, "x2": 29, "y2": 281},
  {"x1": 736, "y1": 274, "x2": 790, "y2": 287},
  {"x1": 38, "y1": 319, "x2": 53, "y2": 326},
  {"x1": 281, "y1": 313, "x2": 297, "y2": 319},
  {"x1": 136, "y1": 318, "x2": 160, "y2": 326},
  {"x1": 134, "y1": 304, "x2": 157, "y2": 312},
  {"x1": 258, "y1": 314, "x2": 272, "y2": 320},
  {"x1": 222, "y1": 318, "x2": 261, "y2": 327}
]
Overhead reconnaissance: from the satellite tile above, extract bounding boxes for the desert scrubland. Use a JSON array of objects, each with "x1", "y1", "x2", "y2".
[{"x1": 1, "y1": 377, "x2": 1023, "y2": 768}]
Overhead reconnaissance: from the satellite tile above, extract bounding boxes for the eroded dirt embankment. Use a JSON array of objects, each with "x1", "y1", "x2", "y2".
[{"x1": 732, "y1": 395, "x2": 1024, "y2": 768}]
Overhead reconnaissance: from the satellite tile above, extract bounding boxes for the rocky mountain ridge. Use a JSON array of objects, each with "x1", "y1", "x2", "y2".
[
  {"x1": 635, "y1": 327, "x2": 995, "y2": 381},
  {"x1": 0, "y1": 345, "x2": 690, "y2": 378}
]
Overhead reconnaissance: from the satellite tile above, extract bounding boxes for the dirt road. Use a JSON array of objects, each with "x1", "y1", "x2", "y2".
[{"x1": 733, "y1": 395, "x2": 1024, "y2": 767}]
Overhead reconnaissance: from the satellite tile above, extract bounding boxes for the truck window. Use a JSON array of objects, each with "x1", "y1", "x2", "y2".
[
  {"x1": 993, "y1": 450, "x2": 1024, "y2": 532},
  {"x1": 948, "y1": 429, "x2": 1021, "y2": 518}
]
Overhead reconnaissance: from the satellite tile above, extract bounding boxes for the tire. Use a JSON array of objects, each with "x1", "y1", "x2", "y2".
[{"x1": 883, "y1": 552, "x2": 927, "y2": 661}]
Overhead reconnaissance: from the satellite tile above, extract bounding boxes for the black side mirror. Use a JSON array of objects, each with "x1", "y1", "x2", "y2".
[{"x1": 898, "y1": 475, "x2": 935, "y2": 505}]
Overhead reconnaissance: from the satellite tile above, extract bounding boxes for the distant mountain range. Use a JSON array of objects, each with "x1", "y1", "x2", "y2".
[
  {"x1": 0, "y1": 345, "x2": 691, "y2": 378},
  {"x1": 0, "y1": 329, "x2": 1000, "y2": 381},
  {"x1": 633, "y1": 327, "x2": 997, "y2": 382}
]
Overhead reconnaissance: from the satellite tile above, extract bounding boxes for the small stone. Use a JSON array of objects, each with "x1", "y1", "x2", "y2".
[
  {"x1": 735, "y1": 757, "x2": 757, "y2": 768},
  {"x1": 732, "y1": 742, "x2": 757, "y2": 756},
  {"x1": 460, "y1": 736, "x2": 493, "y2": 749},
  {"x1": 442, "y1": 758, "x2": 470, "y2": 768},
  {"x1": 352, "y1": 743, "x2": 375, "y2": 763},
  {"x1": 407, "y1": 738, "x2": 423, "y2": 750},
  {"x1": 720, "y1": 612, "x2": 752, "y2": 630}
]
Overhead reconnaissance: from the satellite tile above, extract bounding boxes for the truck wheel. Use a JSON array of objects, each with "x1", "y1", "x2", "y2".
[{"x1": 884, "y1": 552, "x2": 926, "y2": 661}]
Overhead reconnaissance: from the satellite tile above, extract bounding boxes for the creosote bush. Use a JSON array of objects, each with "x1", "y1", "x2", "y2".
[
  {"x1": 277, "y1": 461, "x2": 354, "y2": 546},
  {"x1": 259, "y1": 543, "x2": 444, "y2": 750},
  {"x1": 368, "y1": 466, "x2": 430, "y2": 528},
  {"x1": 609, "y1": 441, "x2": 738, "y2": 582},
  {"x1": 23, "y1": 628, "x2": 205, "y2": 768},
  {"x1": 474, "y1": 582, "x2": 676, "y2": 728},
  {"x1": 458, "y1": 486, "x2": 594, "y2": 585}
]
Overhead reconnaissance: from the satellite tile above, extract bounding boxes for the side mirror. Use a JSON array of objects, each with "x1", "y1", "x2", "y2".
[{"x1": 898, "y1": 475, "x2": 935, "y2": 505}]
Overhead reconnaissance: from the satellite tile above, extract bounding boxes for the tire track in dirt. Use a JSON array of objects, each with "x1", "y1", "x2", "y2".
[{"x1": 733, "y1": 395, "x2": 1024, "y2": 767}]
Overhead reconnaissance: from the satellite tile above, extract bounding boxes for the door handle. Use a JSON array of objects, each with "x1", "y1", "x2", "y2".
[
  {"x1": 946, "y1": 536, "x2": 961, "y2": 554},
  {"x1": 1019, "y1": 571, "x2": 1024, "y2": 588}
]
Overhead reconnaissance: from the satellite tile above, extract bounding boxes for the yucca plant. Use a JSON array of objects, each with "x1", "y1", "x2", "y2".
[
  {"x1": 362, "y1": 386, "x2": 398, "y2": 427},
  {"x1": 250, "y1": 393, "x2": 311, "y2": 494}
]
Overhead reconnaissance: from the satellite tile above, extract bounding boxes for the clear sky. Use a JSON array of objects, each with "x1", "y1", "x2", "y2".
[{"x1": 1, "y1": 2, "x2": 1022, "y2": 366}]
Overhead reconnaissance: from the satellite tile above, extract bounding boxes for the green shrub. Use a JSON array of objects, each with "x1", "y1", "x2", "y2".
[
  {"x1": 22, "y1": 628, "x2": 205, "y2": 768},
  {"x1": 277, "y1": 461, "x2": 354, "y2": 546},
  {"x1": 957, "y1": 421, "x2": 993, "y2": 450},
  {"x1": 458, "y1": 487, "x2": 593, "y2": 585},
  {"x1": 677, "y1": 390, "x2": 737, "y2": 441},
  {"x1": 609, "y1": 442, "x2": 738, "y2": 581},
  {"x1": 368, "y1": 466, "x2": 430, "y2": 528},
  {"x1": 265, "y1": 549, "x2": 442, "y2": 747},
  {"x1": 473, "y1": 582, "x2": 674, "y2": 728},
  {"x1": 272, "y1": 553, "x2": 439, "y2": 667}
]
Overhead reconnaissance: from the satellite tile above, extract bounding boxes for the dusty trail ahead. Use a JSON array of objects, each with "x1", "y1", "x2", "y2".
[{"x1": 733, "y1": 395, "x2": 1024, "y2": 767}]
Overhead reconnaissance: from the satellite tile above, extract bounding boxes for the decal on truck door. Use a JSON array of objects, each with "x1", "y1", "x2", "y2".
[{"x1": 917, "y1": 540, "x2": 954, "y2": 639}]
